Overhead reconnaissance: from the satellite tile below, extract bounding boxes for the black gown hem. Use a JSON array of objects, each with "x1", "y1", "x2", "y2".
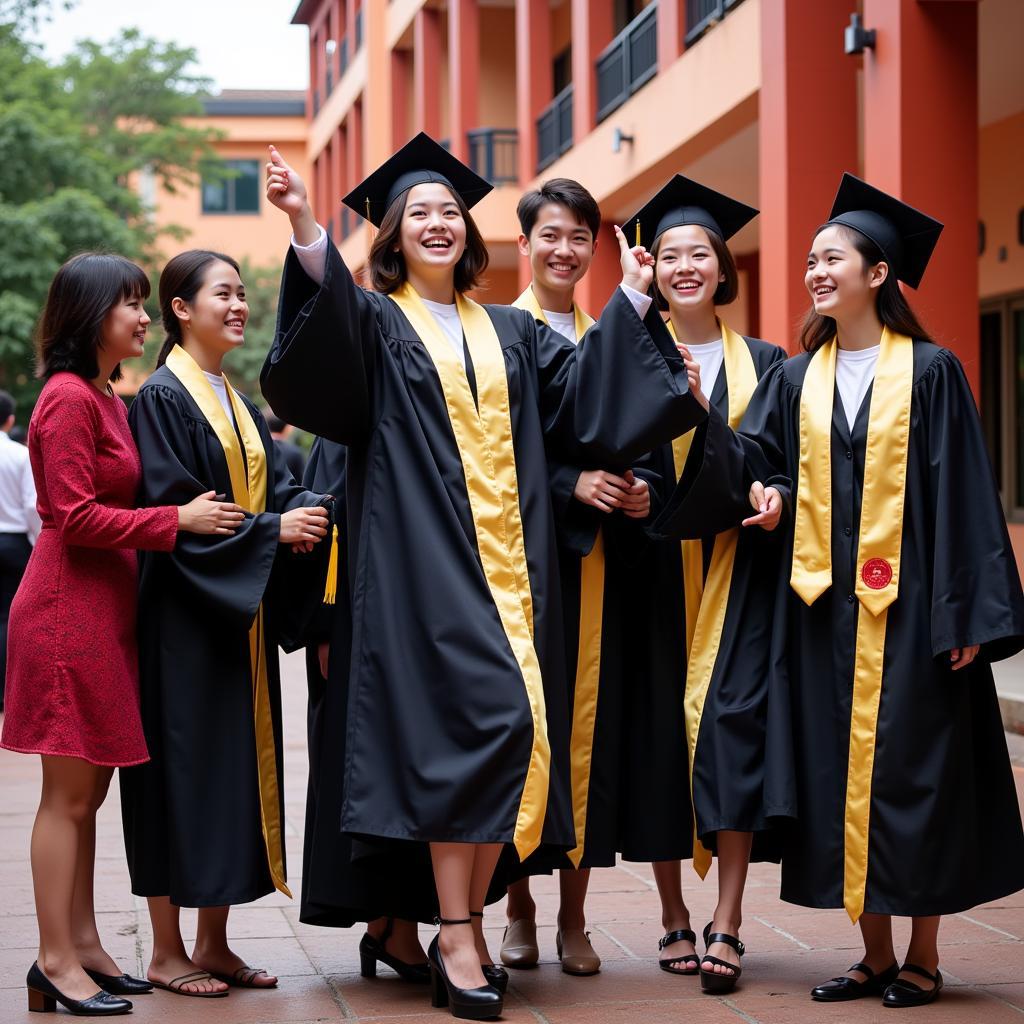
[
  {"x1": 696, "y1": 808, "x2": 796, "y2": 837},
  {"x1": 930, "y1": 621, "x2": 1024, "y2": 662},
  {"x1": 131, "y1": 883, "x2": 275, "y2": 908},
  {"x1": 342, "y1": 823, "x2": 575, "y2": 848}
]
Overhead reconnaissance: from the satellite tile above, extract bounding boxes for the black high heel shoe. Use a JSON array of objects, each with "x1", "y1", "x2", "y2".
[
  {"x1": 359, "y1": 917, "x2": 431, "y2": 984},
  {"x1": 83, "y1": 967, "x2": 153, "y2": 996},
  {"x1": 428, "y1": 917, "x2": 503, "y2": 1021},
  {"x1": 699, "y1": 922, "x2": 744, "y2": 995},
  {"x1": 26, "y1": 962, "x2": 132, "y2": 1016},
  {"x1": 470, "y1": 911, "x2": 509, "y2": 993}
]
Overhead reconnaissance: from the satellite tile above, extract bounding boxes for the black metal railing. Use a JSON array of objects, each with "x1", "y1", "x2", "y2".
[
  {"x1": 536, "y1": 84, "x2": 574, "y2": 173},
  {"x1": 325, "y1": 62, "x2": 334, "y2": 97},
  {"x1": 467, "y1": 128, "x2": 518, "y2": 185},
  {"x1": 355, "y1": 7, "x2": 364, "y2": 50},
  {"x1": 595, "y1": 3, "x2": 658, "y2": 123},
  {"x1": 686, "y1": 0, "x2": 745, "y2": 46},
  {"x1": 340, "y1": 36, "x2": 349, "y2": 75},
  {"x1": 312, "y1": 88, "x2": 320, "y2": 116},
  {"x1": 341, "y1": 207, "x2": 352, "y2": 240}
]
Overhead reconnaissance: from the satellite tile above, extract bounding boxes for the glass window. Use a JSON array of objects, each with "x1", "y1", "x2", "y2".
[{"x1": 201, "y1": 160, "x2": 260, "y2": 215}]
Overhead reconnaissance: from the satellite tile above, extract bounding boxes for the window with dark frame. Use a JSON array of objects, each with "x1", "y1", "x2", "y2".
[{"x1": 202, "y1": 159, "x2": 261, "y2": 215}]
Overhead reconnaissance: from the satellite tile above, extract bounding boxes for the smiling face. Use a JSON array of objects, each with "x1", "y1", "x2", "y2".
[
  {"x1": 518, "y1": 201, "x2": 595, "y2": 294},
  {"x1": 175, "y1": 259, "x2": 248, "y2": 356},
  {"x1": 398, "y1": 182, "x2": 468, "y2": 283},
  {"x1": 654, "y1": 224, "x2": 725, "y2": 314},
  {"x1": 100, "y1": 291, "x2": 151, "y2": 362},
  {"x1": 805, "y1": 224, "x2": 888, "y2": 319}
]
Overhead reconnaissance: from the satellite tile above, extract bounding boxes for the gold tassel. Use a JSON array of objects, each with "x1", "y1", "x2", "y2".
[
  {"x1": 322, "y1": 524, "x2": 339, "y2": 605},
  {"x1": 635, "y1": 220, "x2": 641, "y2": 248}
]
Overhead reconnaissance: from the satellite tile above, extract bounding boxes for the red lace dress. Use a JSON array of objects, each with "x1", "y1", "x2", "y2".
[{"x1": 1, "y1": 374, "x2": 178, "y2": 766}]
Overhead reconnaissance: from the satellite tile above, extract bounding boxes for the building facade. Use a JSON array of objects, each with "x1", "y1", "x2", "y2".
[{"x1": 292, "y1": 0, "x2": 1024, "y2": 566}]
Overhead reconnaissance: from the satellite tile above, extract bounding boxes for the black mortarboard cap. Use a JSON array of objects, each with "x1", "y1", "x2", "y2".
[
  {"x1": 341, "y1": 132, "x2": 493, "y2": 228},
  {"x1": 622, "y1": 174, "x2": 758, "y2": 251},
  {"x1": 826, "y1": 173, "x2": 943, "y2": 289}
]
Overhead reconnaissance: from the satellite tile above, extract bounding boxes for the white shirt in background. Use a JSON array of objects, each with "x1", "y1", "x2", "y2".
[
  {"x1": 202, "y1": 370, "x2": 236, "y2": 423},
  {"x1": 542, "y1": 309, "x2": 578, "y2": 345},
  {"x1": 0, "y1": 431, "x2": 40, "y2": 544},
  {"x1": 835, "y1": 344, "x2": 880, "y2": 430},
  {"x1": 686, "y1": 339, "x2": 725, "y2": 402}
]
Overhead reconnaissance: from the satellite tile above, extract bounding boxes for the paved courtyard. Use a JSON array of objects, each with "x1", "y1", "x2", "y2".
[{"x1": 1, "y1": 649, "x2": 1023, "y2": 1023}]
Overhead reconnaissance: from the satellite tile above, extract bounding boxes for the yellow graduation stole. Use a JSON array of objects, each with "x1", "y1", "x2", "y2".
[
  {"x1": 514, "y1": 285, "x2": 597, "y2": 868},
  {"x1": 165, "y1": 345, "x2": 291, "y2": 898},
  {"x1": 667, "y1": 319, "x2": 759, "y2": 878},
  {"x1": 790, "y1": 328, "x2": 913, "y2": 922},
  {"x1": 390, "y1": 282, "x2": 547, "y2": 860}
]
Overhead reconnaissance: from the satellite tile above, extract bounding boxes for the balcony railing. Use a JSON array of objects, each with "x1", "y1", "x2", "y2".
[
  {"x1": 596, "y1": 3, "x2": 658, "y2": 123},
  {"x1": 312, "y1": 88, "x2": 320, "y2": 116},
  {"x1": 355, "y1": 7, "x2": 364, "y2": 50},
  {"x1": 468, "y1": 128, "x2": 518, "y2": 185},
  {"x1": 686, "y1": 0, "x2": 745, "y2": 46},
  {"x1": 536, "y1": 84, "x2": 574, "y2": 173},
  {"x1": 340, "y1": 36, "x2": 349, "y2": 75}
]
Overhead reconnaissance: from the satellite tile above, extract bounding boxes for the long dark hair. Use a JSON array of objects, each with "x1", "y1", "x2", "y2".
[
  {"x1": 650, "y1": 227, "x2": 739, "y2": 312},
  {"x1": 36, "y1": 252, "x2": 150, "y2": 383},
  {"x1": 368, "y1": 187, "x2": 489, "y2": 294},
  {"x1": 800, "y1": 224, "x2": 934, "y2": 352},
  {"x1": 156, "y1": 249, "x2": 241, "y2": 366}
]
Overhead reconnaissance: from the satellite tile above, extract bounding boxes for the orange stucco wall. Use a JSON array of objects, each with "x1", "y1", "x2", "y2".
[
  {"x1": 480, "y1": 7, "x2": 518, "y2": 130},
  {"x1": 980, "y1": 110, "x2": 1024, "y2": 301},
  {"x1": 151, "y1": 114, "x2": 310, "y2": 268}
]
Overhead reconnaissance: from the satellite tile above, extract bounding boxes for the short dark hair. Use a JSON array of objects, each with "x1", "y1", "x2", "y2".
[
  {"x1": 36, "y1": 252, "x2": 150, "y2": 384},
  {"x1": 799, "y1": 223, "x2": 935, "y2": 352},
  {"x1": 368, "y1": 187, "x2": 489, "y2": 294},
  {"x1": 517, "y1": 179, "x2": 601, "y2": 242},
  {"x1": 650, "y1": 227, "x2": 739, "y2": 311},
  {"x1": 0, "y1": 390, "x2": 14, "y2": 424},
  {"x1": 156, "y1": 250, "x2": 241, "y2": 366}
]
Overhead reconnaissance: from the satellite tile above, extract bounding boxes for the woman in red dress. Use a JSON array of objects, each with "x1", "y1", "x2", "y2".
[{"x1": 1, "y1": 253, "x2": 244, "y2": 1017}]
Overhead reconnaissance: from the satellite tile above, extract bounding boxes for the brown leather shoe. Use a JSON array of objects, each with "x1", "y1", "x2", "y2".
[
  {"x1": 556, "y1": 929, "x2": 601, "y2": 976},
  {"x1": 499, "y1": 919, "x2": 539, "y2": 969}
]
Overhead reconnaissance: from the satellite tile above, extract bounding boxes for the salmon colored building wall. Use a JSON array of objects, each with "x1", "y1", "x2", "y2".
[{"x1": 980, "y1": 111, "x2": 1024, "y2": 302}]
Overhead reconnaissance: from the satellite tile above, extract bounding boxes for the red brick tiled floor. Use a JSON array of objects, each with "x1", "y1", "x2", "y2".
[{"x1": 2, "y1": 650, "x2": 1023, "y2": 1022}]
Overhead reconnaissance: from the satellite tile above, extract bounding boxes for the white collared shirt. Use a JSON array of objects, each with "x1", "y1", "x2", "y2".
[
  {"x1": 836, "y1": 344, "x2": 880, "y2": 429},
  {"x1": 0, "y1": 431, "x2": 40, "y2": 544}
]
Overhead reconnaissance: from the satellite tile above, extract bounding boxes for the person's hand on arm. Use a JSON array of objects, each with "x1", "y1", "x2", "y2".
[
  {"x1": 619, "y1": 469, "x2": 651, "y2": 520},
  {"x1": 742, "y1": 480, "x2": 783, "y2": 531},
  {"x1": 177, "y1": 491, "x2": 246, "y2": 535},
  {"x1": 280, "y1": 504, "x2": 330, "y2": 554},
  {"x1": 574, "y1": 470, "x2": 633, "y2": 514}
]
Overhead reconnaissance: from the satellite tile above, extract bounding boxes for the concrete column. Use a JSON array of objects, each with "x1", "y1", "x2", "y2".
[
  {"x1": 515, "y1": 0, "x2": 552, "y2": 184},
  {"x1": 448, "y1": 0, "x2": 481, "y2": 162},
  {"x1": 570, "y1": 0, "x2": 614, "y2": 143},
  {"x1": 414, "y1": 8, "x2": 442, "y2": 138},
  {"x1": 363, "y1": 1, "x2": 391, "y2": 169},
  {"x1": 657, "y1": 0, "x2": 685, "y2": 72},
  {"x1": 391, "y1": 49, "x2": 413, "y2": 150}
]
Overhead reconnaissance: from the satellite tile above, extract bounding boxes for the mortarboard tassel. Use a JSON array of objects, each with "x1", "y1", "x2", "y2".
[{"x1": 322, "y1": 524, "x2": 339, "y2": 605}]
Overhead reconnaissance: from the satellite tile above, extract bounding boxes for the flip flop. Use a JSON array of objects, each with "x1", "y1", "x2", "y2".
[
  {"x1": 208, "y1": 966, "x2": 278, "y2": 989},
  {"x1": 149, "y1": 969, "x2": 229, "y2": 997}
]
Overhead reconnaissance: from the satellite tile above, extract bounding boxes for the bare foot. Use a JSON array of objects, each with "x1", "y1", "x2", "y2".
[
  {"x1": 192, "y1": 947, "x2": 277, "y2": 988},
  {"x1": 148, "y1": 953, "x2": 228, "y2": 994}
]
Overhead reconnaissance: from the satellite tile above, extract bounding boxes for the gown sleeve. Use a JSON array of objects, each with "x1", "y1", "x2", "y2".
[
  {"x1": 129, "y1": 383, "x2": 286, "y2": 628},
  {"x1": 924, "y1": 349, "x2": 1024, "y2": 661},
  {"x1": 533, "y1": 292, "x2": 707, "y2": 466},
  {"x1": 261, "y1": 241, "x2": 379, "y2": 446},
  {"x1": 36, "y1": 382, "x2": 178, "y2": 550}
]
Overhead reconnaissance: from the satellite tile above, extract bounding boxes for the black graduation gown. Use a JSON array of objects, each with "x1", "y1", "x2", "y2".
[
  {"x1": 626, "y1": 336, "x2": 795, "y2": 862},
  {"x1": 260, "y1": 242, "x2": 704, "y2": 856},
  {"x1": 730, "y1": 342, "x2": 1024, "y2": 915},
  {"x1": 119, "y1": 366, "x2": 319, "y2": 907}
]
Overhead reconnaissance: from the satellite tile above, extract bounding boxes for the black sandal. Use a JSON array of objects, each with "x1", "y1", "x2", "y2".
[
  {"x1": 700, "y1": 921, "x2": 744, "y2": 994},
  {"x1": 811, "y1": 960, "x2": 899, "y2": 1001},
  {"x1": 359, "y1": 917, "x2": 431, "y2": 984},
  {"x1": 882, "y1": 963, "x2": 943, "y2": 1008},
  {"x1": 657, "y1": 929, "x2": 699, "y2": 975}
]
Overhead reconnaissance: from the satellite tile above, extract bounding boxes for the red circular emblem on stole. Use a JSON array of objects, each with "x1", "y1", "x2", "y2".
[{"x1": 861, "y1": 558, "x2": 893, "y2": 589}]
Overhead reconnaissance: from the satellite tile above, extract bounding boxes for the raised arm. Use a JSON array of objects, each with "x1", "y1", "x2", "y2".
[
  {"x1": 36, "y1": 383, "x2": 178, "y2": 551},
  {"x1": 260, "y1": 145, "x2": 379, "y2": 446}
]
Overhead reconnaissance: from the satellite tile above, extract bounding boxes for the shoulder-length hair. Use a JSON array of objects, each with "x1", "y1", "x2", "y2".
[
  {"x1": 36, "y1": 252, "x2": 151, "y2": 383},
  {"x1": 800, "y1": 223, "x2": 935, "y2": 352},
  {"x1": 367, "y1": 186, "x2": 489, "y2": 295},
  {"x1": 650, "y1": 227, "x2": 739, "y2": 312}
]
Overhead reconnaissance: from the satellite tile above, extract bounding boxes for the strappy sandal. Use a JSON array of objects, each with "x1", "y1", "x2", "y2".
[
  {"x1": 882, "y1": 963, "x2": 943, "y2": 1008},
  {"x1": 658, "y1": 928, "x2": 699, "y2": 975},
  {"x1": 700, "y1": 921, "x2": 744, "y2": 994},
  {"x1": 207, "y1": 965, "x2": 277, "y2": 989},
  {"x1": 149, "y1": 969, "x2": 229, "y2": 998}
]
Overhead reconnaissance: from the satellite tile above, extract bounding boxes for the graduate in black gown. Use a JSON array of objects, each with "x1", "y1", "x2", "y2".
[
  {"x1": 617, "y1": 178, "x2": 793, "y2": 991},
  {"x1": 668, "y1": 175, "x2": 1024, "y2": 1008},
  {"x1": 120, "y1": 250, "x2": 330, "y2": 997},
  {"x1": 260, "y1": 134, "x2": 705, "y2": 1018},
  {"x1": 500, "y1": 179, "x2": 656, "y2": 978}
]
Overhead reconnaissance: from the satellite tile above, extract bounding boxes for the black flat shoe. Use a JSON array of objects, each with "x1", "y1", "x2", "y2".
[
  {"x1": 700, "y1": 922, "x2": 744, "y2": 995},
  {"x1": 359, "y1": 918, "x2": 430, "y2": 984},
  {"x1": 811, "y1": 960, "x2": 900, "y2": 1002},
  {"x1": 658, "y1": 928, "x2": 699, "y2": 975},
  {"x1": 882, "y1": 963, "x2": 943, "y2": 1008},
  {"x1": 428, "y1": 918, "x2": 503, "y2": 1021},
  {"x1": 84, "y1": 968, "x2": 153, "y2": 996},
  {"x1": 26, "y1": 962, "x2": 132, "y2": 1016}
]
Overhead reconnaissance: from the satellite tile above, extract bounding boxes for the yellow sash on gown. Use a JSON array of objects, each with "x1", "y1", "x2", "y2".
[
  {"x1": 790, "y1": 329, "x2": 914, "y2": 921},
  {"x1": 165, "y1": 345, "x2": 290, "y2": 897}
]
